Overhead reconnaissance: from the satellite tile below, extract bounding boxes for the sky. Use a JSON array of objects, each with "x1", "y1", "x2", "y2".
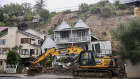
[{"x1": 0, "y1": 0, "x2": 114, "y2": 12}]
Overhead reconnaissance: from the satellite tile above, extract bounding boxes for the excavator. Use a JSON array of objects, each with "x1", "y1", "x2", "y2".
[{"x1": 28, "y1": 46, "x2": 120, "y2": 77}]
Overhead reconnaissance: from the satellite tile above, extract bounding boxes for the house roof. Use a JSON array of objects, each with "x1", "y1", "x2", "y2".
[
  {"x1": 17, "y1": 30, "x2": 40, "y2": 39},
  {"x1": 0, "y1": 27, "x2": 8, "y2": 32},
  {"x1": 74, "y1": 19, "x2": 89, "y2": 28},
  {"x1": 56, "y1": 20, "x2": 72, "y2": 31}
]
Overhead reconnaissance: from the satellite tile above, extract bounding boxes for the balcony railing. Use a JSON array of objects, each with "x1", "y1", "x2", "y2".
[{"x1": 55, "y1": 36, "x2": 90, "y2": 43}]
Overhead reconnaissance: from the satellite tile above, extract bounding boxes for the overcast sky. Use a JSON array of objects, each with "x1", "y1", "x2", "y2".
[{"x1": 0, "y1": 0, "x2": 114, "y2": 12}]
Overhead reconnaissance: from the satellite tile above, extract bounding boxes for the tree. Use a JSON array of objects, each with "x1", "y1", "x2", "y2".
[
  {"x1": 48, "y1": 26, "x2": 54, "y2": 35},
  {"x1": 111, "y1": 17, "x2": 140, "y2": 65},
  {"x1": 34, "y1": 0, "x2": 45, "y2": 13},
  {"x1": 21, "y1": 2, "x2": 32, "y2": 14},
  {"x1": 79, "y1": 3, "x2": 89, "y2": 13},
  {"x1": 39, "y1": 9, "x2": 50, "y2": 21},
  {"x1": 6, "y1": 50, "x2": 22, "y2": 65}
]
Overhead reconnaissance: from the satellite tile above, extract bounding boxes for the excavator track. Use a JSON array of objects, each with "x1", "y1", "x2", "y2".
[{"x1": 73, "y1": 69, "x2": 113, "y2": 77}]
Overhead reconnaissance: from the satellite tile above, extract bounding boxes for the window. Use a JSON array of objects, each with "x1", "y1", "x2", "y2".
[
  {"x1": 95, "y1": 43, "x2": 101, "y2": 53},
  {"x1": 36, "y1": 49, "x2": 38, "y2": 55},
  {"x1": 0, "y1": 39, "x2": 6, "y2": 45},
  {"x1": 0, "y1": 61, "x2": 2, "y2": 68},
  {"x1": 21, "y1": 38, "x2": 30, "y2": 44},
  {"x1": 77, "y1": 30, "x2": 85, "y2": 37},
  {"x1": 20, "y1": 49, "x2": 29, "y2": 55},
  {"x1": 60, "y1": 31, "x2": 69, "y2": 39},
  {"x1": 31, "y1": 39, "x2": 35, "y2": 41}
]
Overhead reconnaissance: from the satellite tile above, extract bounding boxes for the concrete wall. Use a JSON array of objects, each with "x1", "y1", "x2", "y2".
[{"x1": 125, "y1": 60, "x2": 140, "y2": 78}]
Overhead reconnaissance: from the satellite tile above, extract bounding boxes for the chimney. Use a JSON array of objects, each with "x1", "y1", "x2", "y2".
[
  {"x1": 134, "y1": 1, "x2": 140, "y2": 16},
  {"x1": 7, "y1": 27, "x2": 18, "y2": 48}
]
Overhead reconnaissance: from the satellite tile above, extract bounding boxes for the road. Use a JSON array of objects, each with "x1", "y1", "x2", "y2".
[{"x1": 0, "y1": 74, "x2": 128, "y2": 79}]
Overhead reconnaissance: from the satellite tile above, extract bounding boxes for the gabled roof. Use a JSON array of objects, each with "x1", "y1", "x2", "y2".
[
  {"x1": 56, "y1": 20, "x2": 72, "y2": 31},
  {"x1": 17, "y1": 30, "x2": 40, "y2": 39},
  {"x1": 74, "y1": 19, "x2": 89, "y2": 28}
]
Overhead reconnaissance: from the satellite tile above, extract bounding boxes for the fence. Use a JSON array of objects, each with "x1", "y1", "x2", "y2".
[{"x1": 5, "y1": 64, "x2": 18, "y2": 73}]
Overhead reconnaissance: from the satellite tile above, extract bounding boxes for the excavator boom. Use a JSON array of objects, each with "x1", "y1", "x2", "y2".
[{"x1": 32, "y1": 47, "x2": 83, "y2": 64}]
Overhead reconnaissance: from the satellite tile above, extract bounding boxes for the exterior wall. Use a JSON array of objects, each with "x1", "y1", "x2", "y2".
[
  {"x1": 56, "y1": 42, "x2": 90, "y2": 50},
  {"x1": 91, "y1": 41, "x2": 112, "y2": 56},
  {"x1": 54, "y1": 29, "x2": 91, "y2": 44},
  {"x1": 17, "y1": 32, "x2": 41, "y2": 58}
]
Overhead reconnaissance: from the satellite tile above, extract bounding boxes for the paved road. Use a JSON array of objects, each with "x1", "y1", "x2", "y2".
[{"x1": 0, "y1": 74, "x2": 128, "y2": 79}]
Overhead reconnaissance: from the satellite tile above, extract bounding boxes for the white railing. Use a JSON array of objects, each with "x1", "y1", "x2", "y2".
[
  {"x1": 5, "y1": 64, "x2": 18, "y2": 73},
  {"x1": 55, "y1": 36, "x2": 90, "y2": 43}
]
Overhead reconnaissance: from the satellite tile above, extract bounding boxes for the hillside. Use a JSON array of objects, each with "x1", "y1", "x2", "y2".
[{"x1": 39, "y1": 5, "x2": 134, "y2": 51}]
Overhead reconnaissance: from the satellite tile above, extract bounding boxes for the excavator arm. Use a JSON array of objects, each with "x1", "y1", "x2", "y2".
[
  {"x1": 32, "y1": 46, "x2": 83, "y2": 64},
  {"x1": 32, "y1": 48, "x2": 56, "y2": 64}
]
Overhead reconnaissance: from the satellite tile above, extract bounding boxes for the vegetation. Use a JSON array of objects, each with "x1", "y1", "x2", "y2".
[
  {"x1": 57, "y1": 57, "x2": 68, "y2": 63},
  {"x1": 6, "y1": 50, "x2": 22, "y2": 65},
  {"x1": 111, "y1": 17, "x2": 140, "y2": 65},
  {"x1": 78, "y1": 0, "x2": 126, "y2": 18},
  {"x1": 39, "y1": 9, "x2": 50, "y2": 21},
  {"x1": 48, "y1": 26, "x2": 55, "y2": 35}
]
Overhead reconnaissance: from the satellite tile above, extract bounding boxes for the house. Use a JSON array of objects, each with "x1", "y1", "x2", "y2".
[
  {"x1": 54, "y1": 19, "x2": 92, "y2": 50},
  {"x1": 0, "y1": 27, "x2": 41, "y2": 73},
  {"x1": 25, "y1": 29, "x2": 46, "y2": 40}
]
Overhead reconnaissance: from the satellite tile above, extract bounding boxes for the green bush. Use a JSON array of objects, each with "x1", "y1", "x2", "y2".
[{"x1": 6, "y1": 50, "x2": 22, "y2": 65}]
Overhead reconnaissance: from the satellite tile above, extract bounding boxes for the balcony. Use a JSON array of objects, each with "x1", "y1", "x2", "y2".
[{"x1": 55, "y1": 36, "x2": 90, "y2": 44}]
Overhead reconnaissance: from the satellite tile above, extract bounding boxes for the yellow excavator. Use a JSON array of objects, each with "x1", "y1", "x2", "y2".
[
  {"x1": 73, "y1": 50, "x2": 119, "y2": 77},
  {"x1": 28, "y1": 46, "x2": 120, "y2": 77}
]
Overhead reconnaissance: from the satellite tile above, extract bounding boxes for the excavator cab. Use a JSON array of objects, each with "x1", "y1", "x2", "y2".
[{"x1": 79, "y1": 50, "x2": 96, "y2": 66}]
